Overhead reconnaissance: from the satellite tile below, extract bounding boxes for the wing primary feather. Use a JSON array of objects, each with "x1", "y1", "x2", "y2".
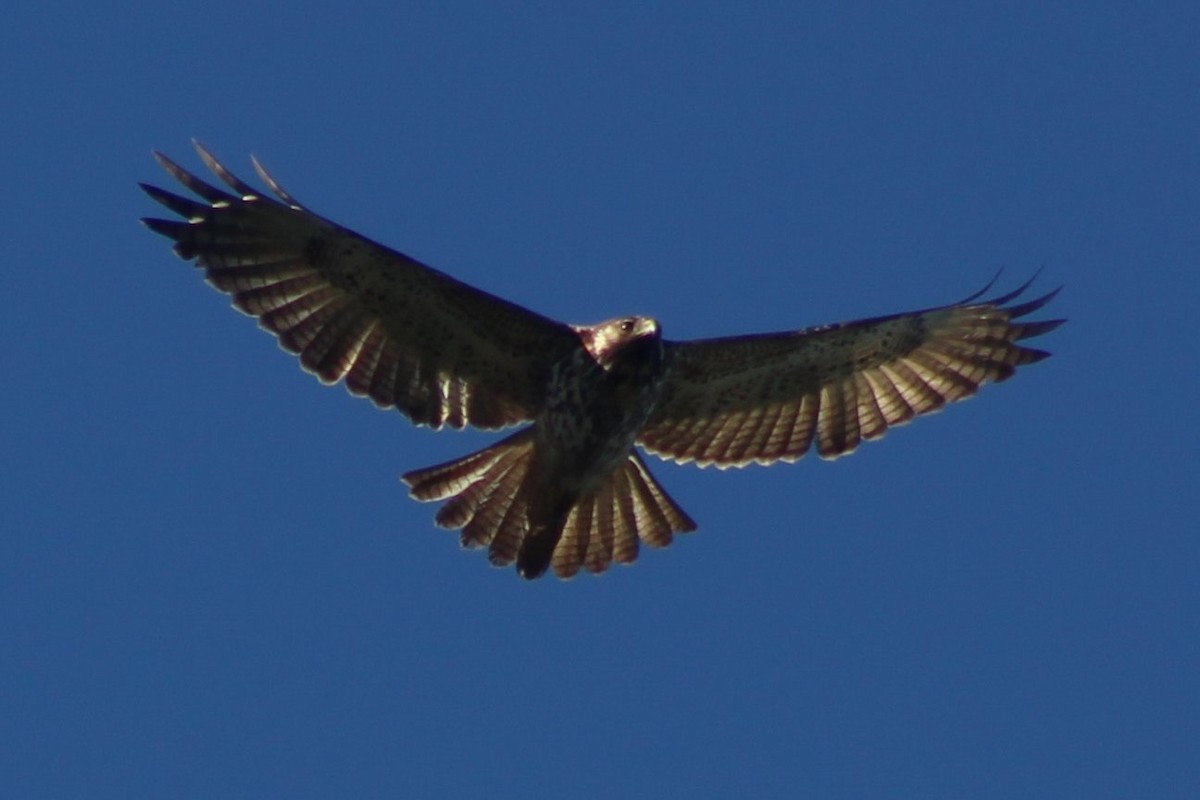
[
  {"x1": 151, "y1": 151, "x2": 236, "y2": 205},
  {"x1": 140, "y1": 184, "x2": 212, "y2": 221},
  {"x1": 954, "y1": 268, "x2": 1004, "y2": 305},
  {"x1": 192, "y1": 140, "x2": 261, "y2": 198},
  {"x1": 250, "y1": 154, "x2": 304, "y2": 208},
  {"x1": 1013, "y1": 318, "x2": 1065, "y2": 340},
  {"x1": 141, "y1": 218, "x2": 196, "y2": 257},
  {"x1": 144, "y1": 145, "x2": 584, "y2": 432},
  {"x1": 1005, "y1": 287, "x2": 1064, "y2": 321},
  {"x1": 978, "y1": 269, "x2": 1040, "y2": 307}
]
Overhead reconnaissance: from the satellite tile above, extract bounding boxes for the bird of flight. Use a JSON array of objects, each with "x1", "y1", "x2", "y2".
[{"x1": 142, "y1": 143, "x2": 1063, "y2": 580}]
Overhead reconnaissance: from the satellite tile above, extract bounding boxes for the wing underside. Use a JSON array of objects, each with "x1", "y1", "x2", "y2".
[
  {"x1": 640, "y1": 277, "x2": 1063, "y2": 467},
  {"x1": 142, "y1": 143, "x2": 580, "y2": 430}
]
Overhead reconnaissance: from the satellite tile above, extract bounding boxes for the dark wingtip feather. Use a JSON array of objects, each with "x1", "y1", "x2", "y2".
[
  {"x1": 141, "y1": 217, "x2": 202, "y2": 260},
  {"x1": 152, "y1": 149, "x2": 234, "y2": 204},
  {"x1": 1007, "y1": 347, "x2": 1053, "y2": 370},
  {"x1": 141, "y1": 215, "x2": 185, "y2": 237},
  {"x1": 140, "y1": 182, "x2": 209, "y2": 219},
  {"x1": 958, "y1": 268, "x2": 1057, "y2": 310},
  {"x1": 960, "y1": 273, "x2": 1065, "y2": 346},
  {"x1": 956, "y1": 268, "x2": 1004, "y2": 305},
  {"x1": 1015, "y1": 318, "x2": 1066, "y2": 340},
  {"x1": 996, "y1": 282, "x2": 1064, "y2": 350},
  {"x1": 1023, "y1": 347, "x2": 1053, "y2": 363},
  {"x1": 984, "y1": 270, "x2": 1042, "y2": 307},
  {"x1": 1006, "y1": 286, "x2": 1063, "y2": 319},
  {"x1": 192, "y1": 140, "x2": 260, "y2": 197},
  {"x1": 251, "y1": 154, "x2": 303, "y2": 208}
]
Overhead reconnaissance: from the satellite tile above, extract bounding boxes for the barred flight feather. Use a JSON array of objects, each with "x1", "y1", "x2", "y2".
[
  {"x1": 144, "y1": 143, "x2": 1062, "y2": 581},
  {"x1": 141, "y1": 144, "x2": 579, "y2": 432},
  {"x1": 640, "y1": 280, "x2": 1063, "y2": 467}
]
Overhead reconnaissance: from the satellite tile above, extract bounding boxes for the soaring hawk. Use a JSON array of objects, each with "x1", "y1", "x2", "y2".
[{"x1": 142, "y1": 143, "x2": 1064, "y2": 580}]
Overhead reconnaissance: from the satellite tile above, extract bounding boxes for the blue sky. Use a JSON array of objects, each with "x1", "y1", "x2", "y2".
[{"x1": 3, "y1": 3, "x2": 1197, "y2": 798}]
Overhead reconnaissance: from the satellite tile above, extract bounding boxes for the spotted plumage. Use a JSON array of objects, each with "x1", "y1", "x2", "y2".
[{"x1": 142, "y1": 142, "x2": 1064, "y2": 579}]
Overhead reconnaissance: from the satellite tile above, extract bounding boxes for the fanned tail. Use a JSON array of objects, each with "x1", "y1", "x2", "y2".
[
  {"x1": 403, "y1": 438, "x2": 697, "y2": 580},
  {"x1": 551, "y1": 451, "x2": 697, "y2": 578},
  {"x1": 402, "y1": 429, "x2": 536, "y2": 561}
]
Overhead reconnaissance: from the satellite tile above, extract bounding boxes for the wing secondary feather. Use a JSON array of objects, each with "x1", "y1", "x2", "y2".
[
  {"x1": 640, "y1": 278, "x2": 1063, "y2": 467},
  {"x1": 142, "y1": 142, "x2": 579, "y2": 429}
]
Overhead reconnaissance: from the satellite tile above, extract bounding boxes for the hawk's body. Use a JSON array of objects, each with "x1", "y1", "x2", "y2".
[
  {"x1": 142, "y1": 144, "x2": 1064, "y2": 579},
  {"x1": 405, "y1": 316, "x2": 685, "y2": 578}
]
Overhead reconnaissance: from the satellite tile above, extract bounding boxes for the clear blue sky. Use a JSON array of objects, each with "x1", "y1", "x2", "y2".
[{"x1": 3, "y1": 4, "x2": 1197, "y2": 798}]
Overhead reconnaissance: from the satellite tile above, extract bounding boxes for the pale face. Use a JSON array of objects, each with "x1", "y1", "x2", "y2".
[{"x1": 576, "y1": 316, "x2": 662, "y2": 367}]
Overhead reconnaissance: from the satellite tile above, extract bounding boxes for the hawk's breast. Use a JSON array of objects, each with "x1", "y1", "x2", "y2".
[{"x1": 537, "y1": 342, "x2": 666, "y2": 495}]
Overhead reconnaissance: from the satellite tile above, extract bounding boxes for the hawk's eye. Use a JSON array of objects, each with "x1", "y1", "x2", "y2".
[{"x1": 620, "y1": 319, "x2": 636, "y2": 334}]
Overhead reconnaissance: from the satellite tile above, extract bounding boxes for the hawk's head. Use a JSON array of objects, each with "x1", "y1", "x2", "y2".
[{"x1": 576, "y1": 316, "x2": 663, "y2": 372}]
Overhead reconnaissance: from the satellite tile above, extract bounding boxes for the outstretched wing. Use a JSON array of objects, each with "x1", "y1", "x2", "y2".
[
  {"x1": 141, "y1": 143, "x2": 581, "y2": 430},
  {"x1": 639, "y1": 278, "x2": 1063, "y2": 467}
]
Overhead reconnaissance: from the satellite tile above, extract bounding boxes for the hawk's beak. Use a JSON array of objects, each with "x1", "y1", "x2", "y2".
[{"x1": 635, "y1": 318, "x2": 661, "y2": 339}]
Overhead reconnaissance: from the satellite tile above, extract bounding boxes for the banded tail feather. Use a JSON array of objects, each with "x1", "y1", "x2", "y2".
[{"x1": 403, "y1": 439, "x2": 696, "y2": 579}]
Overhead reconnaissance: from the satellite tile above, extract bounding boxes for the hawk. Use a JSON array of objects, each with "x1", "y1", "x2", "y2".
[{"x1": 142, "y1": 143, "x2": 1064, "y2": 580}]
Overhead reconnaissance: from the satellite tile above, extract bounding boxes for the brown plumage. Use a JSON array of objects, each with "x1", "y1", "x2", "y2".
[{"x1": 142, "y1": 142, "x2": 1064, "y2": 580}]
